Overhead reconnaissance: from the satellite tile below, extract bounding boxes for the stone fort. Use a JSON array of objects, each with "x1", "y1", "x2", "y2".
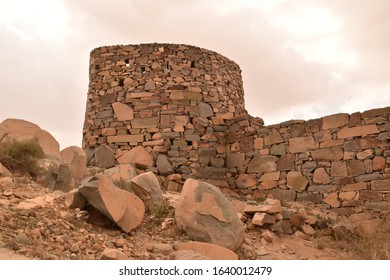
[{"x1": 83, "y1": 43, "x2": 390, "y2": 216}]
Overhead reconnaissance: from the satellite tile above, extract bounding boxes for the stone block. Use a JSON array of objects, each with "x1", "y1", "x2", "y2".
[
  {"x1": 311, "y1": 147, "x2": 343, "y2": 161},
  {"x1": 252, "y1": 213, "x2": 276, "y2": 226},
  {"x1": 289, "y1": 137, "x2": 316, "y2": 153},
  {"x1": 264, "y1": 129, "x2": 284, "y2": 146},
  {"x1": 236, "y1": 174, "x2": 257, "y2": 188},
  {"x1": 247, "y1": 156, "x2": 277, "y2": 173},
  {"x1": 107, "y1": 135, "x2": 144, "y2": 143},
  {"x1": 131, "y1": 117, "x2": 159, "y2": 129},
  {"x1": 277, "y1": 154, "x2": 295, "y2": 171},
  {"x1": 322, "y1": 113, "x2": 349, "y2": 129},
  {"x1": 226, "y1": 153, "x2": 245, "y2": 168},
  {"x1": 341, "y1": 182, "x2": 367, "y2": 191},
  {"x1": 296, "y1": 193, "x2": 323, "y2": 204},
  {"x1": 323, "y1": 193, "x2": 340, "y2": 208},
  {"x1": 331, "y1": 161, "x2": 347, "y2": 177},
  {"x1": 260, "y1": 171, "x2": 280, "y2": 181},
  {"x1": 313, "y1": 168, "x2": 331, "y2": 184},
  {"x1": 346, "y1": 160, "x2": 366, "y2": 176},
  {"x1": 271, "y1": 189, "x2": 296, "y2": 202},
  {"x1": 371, "y1": 179, "x2": 390, "y2": 191},
  {"x1": 344, "y1": 137, "x2": 381, "y2": 151},
  {"x1": 337, "y1": 124, "x2": 379, "y2": 139},
  {"x1": 373, "y1": 156, "x2": 386, "y2": 171},
  {"x1": 112, "y1": 102, "x2": 134, "y2": 121},
  {"x1": 287, "y1": 171, "x2": 308, "y2": 191},
  {"x1": 254, "y1": 138, "x2": 264, "y2": 150}
]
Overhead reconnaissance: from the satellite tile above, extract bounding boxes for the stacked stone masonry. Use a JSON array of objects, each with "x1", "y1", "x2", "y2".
[{"x1": 83, "y1": 43, "x2": 390, "y2": 215}]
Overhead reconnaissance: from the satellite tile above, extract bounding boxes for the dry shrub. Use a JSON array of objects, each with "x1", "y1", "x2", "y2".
[
  {"x1": 350, "y1": 232, "x2": 390, "y2": 260},
  {"x1": 0, "y1": 138, "x2": 44, "y2": 177}
]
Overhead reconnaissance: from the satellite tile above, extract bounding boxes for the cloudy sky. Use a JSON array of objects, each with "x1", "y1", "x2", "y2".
[{"x1": 0, "y1": 0, "x2": 389, "y2": 149}]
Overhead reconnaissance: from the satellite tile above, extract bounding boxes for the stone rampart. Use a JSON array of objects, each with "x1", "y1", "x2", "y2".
[{"x1": 82, "y1": 43, "x2": 390, "y2": 215}]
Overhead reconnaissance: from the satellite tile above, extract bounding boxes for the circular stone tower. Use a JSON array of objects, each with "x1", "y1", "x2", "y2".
[{"x1": 82, "y1": 43, "x2": 250, "y2": 181}]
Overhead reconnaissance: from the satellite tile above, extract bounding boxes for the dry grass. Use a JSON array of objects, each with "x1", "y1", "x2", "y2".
[
  {"x1": 0, "y1": 138, "x2": 44, "y2": 177},
  {"x1": 348, "y1": 232, "x2": 390, "y2": 260}
]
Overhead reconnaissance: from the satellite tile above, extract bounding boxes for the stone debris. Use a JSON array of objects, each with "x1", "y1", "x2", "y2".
[
  {"x1": 173, "y1": 241, "x2": 238, "y2": 260},
  {"x1": 79, "y1": 173, "x2": 145, "y2": 232}
]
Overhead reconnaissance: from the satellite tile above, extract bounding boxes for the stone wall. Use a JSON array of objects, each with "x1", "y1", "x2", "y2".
[{"x1": 82, "y1": 43, "x2": 390, "y2": 215}]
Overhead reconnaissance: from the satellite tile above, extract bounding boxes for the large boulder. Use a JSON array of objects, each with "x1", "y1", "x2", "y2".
[
  {"x1": 79, "y1": 173, "x2": 145, "y2": 232},
  {"x1": 0, "y1": 118, "x2": 60, "y2": 160},
  {"x1": 131, "y1": 171, "x2": 164, "y2": 211},
  {"x1": 175, "y1": 178, "x2": 245, "y2": 251},
  {"x1": 117, "y1": 146, "x2": 154, "y2": 167},
  {"x1": 60, "y1": 146, "x2": 87, "y2": 181}
]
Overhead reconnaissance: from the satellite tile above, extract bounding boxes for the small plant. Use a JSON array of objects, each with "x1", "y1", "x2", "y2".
[
  {"x1": 0, "y1": 138, "x2": 44, "y2": 177},
  {"x1": 153, "y1": 203, "x2": 172, "y2": 218}
]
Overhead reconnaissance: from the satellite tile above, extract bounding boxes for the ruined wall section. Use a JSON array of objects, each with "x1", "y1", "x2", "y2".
[
  {"x1": 82, "y1": 43, "x2": 249, "y2": 178},
  {"x1": 229, "y1": 107, "x2": 390, "y2": 216}
]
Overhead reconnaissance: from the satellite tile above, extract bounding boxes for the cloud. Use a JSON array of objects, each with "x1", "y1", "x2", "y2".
[{"x1": 0, "y1": 0, "x2": 389, "y2": 148}]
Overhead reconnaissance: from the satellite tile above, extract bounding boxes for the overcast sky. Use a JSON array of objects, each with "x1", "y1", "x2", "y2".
[{"x1": 1, "y1": 0, "x2": 389, "y2": 149}]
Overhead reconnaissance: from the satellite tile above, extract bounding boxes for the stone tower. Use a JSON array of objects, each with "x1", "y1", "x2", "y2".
[{"x1": 82, "y1": 43, "x2": 252, "y2": 180}]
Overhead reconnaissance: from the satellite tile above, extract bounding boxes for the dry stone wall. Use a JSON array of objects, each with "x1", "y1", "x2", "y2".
[{"x1": 82, "y1": 43, "x2": 390, "y2": 215}]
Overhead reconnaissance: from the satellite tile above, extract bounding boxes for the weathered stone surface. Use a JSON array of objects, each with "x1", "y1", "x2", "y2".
[
  {"x1": 322, "y1": 113, "x2": 349, "y2": 129},
  {"x1": 65, "y1": 189, "x2": 87, "y2": 209},
  {"x1": 94, "y1": 145, "x2": 115, "y2": 168},
  {"x1": 226, "y1": 153, "x2": 245, "y2": 168},
  {"x1": 53, "y1": 163, "x2": 75, "y2": 192},
  {"x1": 156, "y1": 154, "x2": 174, "y2": 176},
  {"x1": 112, "y1": 102, "x2": 134, "y2": 121},
  {"x1": 311, "y1": 147, "x2": 343, "y2": 161},
  {"x1": 331, "y1": 161, "x2": 347, "y2": 177},
  {"x1": 175, "y1": 179, "x2": 245, "y2": 251},
  {"x1": 131, "y1": 117, "x2": 159, "y2": 129},
  {"x1": 247, "y1": 156, "x2": 277, "y2": 173},
  {"x1": 0, "y1": 118, "x2": 61, "y2": 159},
  {"x1": 260, "y1": 171, "x2": 280, "y2": 181},
  {"x1": 287, "y1": 171, "x2": 308, "y2": 191},
  {"x1": 338, "y1": 124, "x2": 379, "y2": 139},
  {"x1": 289, "y1": 137, "x2": 315, "y2": 153},
  {"x1": 60, "y1": 146, "x2": 87, "y2": 181},
  {"x1": 356, "y1": 219, "x2": 382, "y2": 237},
  {"x1": 101, "y1": 248, "x2": 129, "y2": 260},
  {"x1": 173, "y1": 241, "x2": 238, "y2": 260},
  {"x1": 107, "y1": 135, "x2": 144, "y2": 143},
  {"x1": 236, "y1": 174, "x2": 257, "y2": 188},
  {"x1": 104, "y1": 164, "x2": 137, "y2": 192},
  {"x1": 323, "y1": 193, "x2": 340, "y2": 208},
  {"x1": 313, "y1": 168, "x2": 331, "y2": 184},
  {"x1": 79, "y1": 174, "x2": 145, "y2": 232},
  {"x1": 117, "y1": 146, "x2": 154, "y2": 167},
  {"x1": 131, "y1": 171, "x2": 164, "y2": 211},
  {"x1": 252, "y1": 213, "x2": 276, "y2": 226},
  {"x1": 341, "y1": 182, "x2": 367, "y2": 191},
  {"x1": 264, "y1": 129, "x2": 284, "y2": 145},
  {"x1": 198, "y1": 102, "x2": 213, "y2": 118},
  {"x1": 277, "y1": 154, "x2": 295, "y2": 171},
  {"x1": 271, "y1": 189, "x2": 296, "y2": 202},
  {"x1": 373, "y1": 156, "x2": 386, "y2": 171},
  {"x1": 371, "y1": 179, "x2": 390, "y2": 191},
  {"x1": 344, "y1": 137, "x2": 381, "y2": 151},
  {"x1": 243, "y1": 199, "x2": 281, "y2": 214},
  {"x1": 346, "y1": 160, "x2": 366, "y2": 176},
  {"x1": 296, "y1": 193, "x2": 323, "y2": 203}
]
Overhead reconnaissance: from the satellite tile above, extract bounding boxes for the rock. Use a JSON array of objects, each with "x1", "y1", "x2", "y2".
[
  {"x1": 356, "y1": 219, "x2": 382, "y2": 237},
  {"x1": 65, "y1": 189, "x2": 87, "y2": 209},
  {"x1": 252, "y1": 213, "x2": 276, "y2": 226},
  {"x1": 261, "y1": 229, "x2": 278, "y2": 243},
  {"x1": 226, "y1": 153, "x2": 245, "y2": 168},
  {"x1": 0, "y1": 163, "x2": 12, "y2": 177},
  {"x1": 117, "y1": 146, "x2": 154, "y2": 167},
  {"x1": 174, "y1": 241, "x2": 238, "y2": 260},
  {"x1": 243, "y1": 198, "x2": 281, "y2": 214},
  {"x1": 15, "y1": 232, "x2": 31, "y2": 245},
  {"x1": 169, "y1": 250, "x2": 209, "y2": 260},
  {"x1": 290, "y1": 214, "x2": 305, "y2": 227},
  {"x1": 79, "y1": 174, "x2": 145, "y2": 232},
  {"x1": 145, "y1": 243, "x2": 174, "y2": 255},
  {"x1": 0, "y1": 118, "x2": 60, "y2": 159},
  {"x1": 53, "y1": 163, "x2": 75, "y2": 192},
  {"x1": 131, "y1": 171, "x2": 164, "y2": 211},
  {"x1": 100, "y1": 248, "x2": 129, "y2": 260},
  {"x1": 94, "y1": 145, "x2": 115, "y2": 168},
  {"x1": 300, "y1": 224, "x2": 316, "y2": 236},
  {"x1": 247, "y1": 156, "x2": 277, "y2": 173},
  {"x1": 105, "y1": 164, "x2": 137, "y2": 192},
  {"x1": 287, "y1": 171, "x2": 308, "y2": 191},
  {"x1": 37, "y1": 158, "x2": 60, "y2": 190},
  {"x1": 156, "y1": 154, "x2": 174, "y2": 176},
  {"x1": 60, "y1": 146, "x2": 87, "y2": 181},
  {"x1": 175, "y1": 178, "x2": 245, "y2": 251}
]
